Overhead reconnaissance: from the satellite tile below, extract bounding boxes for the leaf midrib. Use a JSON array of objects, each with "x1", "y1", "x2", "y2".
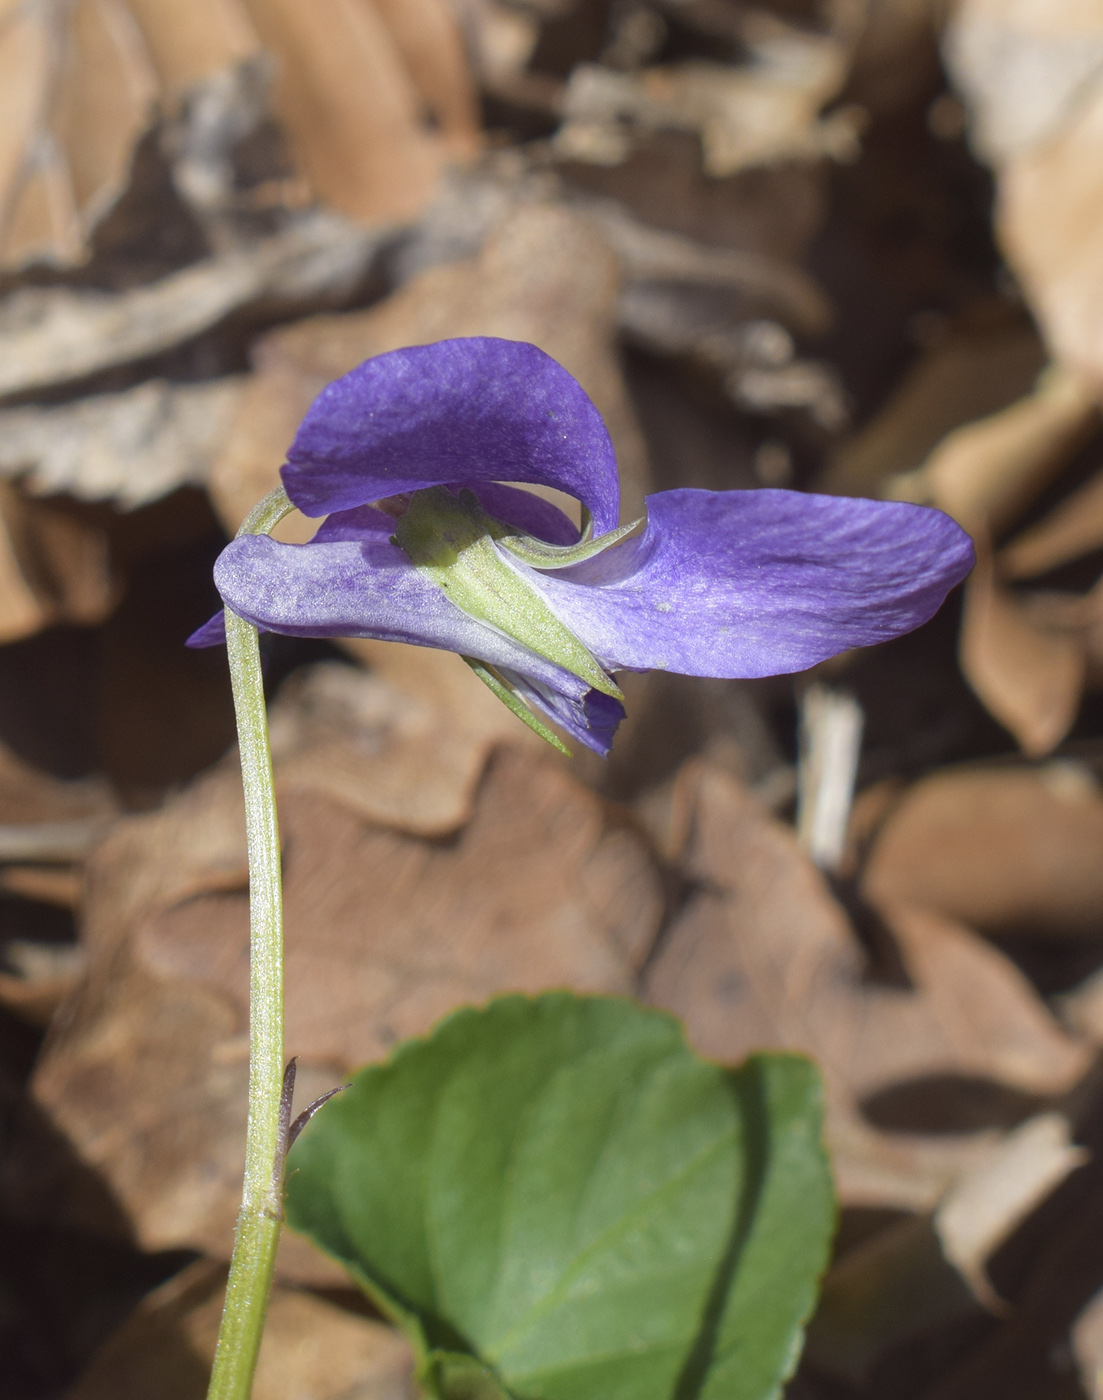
[
  {"x1": 423, "y1": 1040, "x2": 675, "y2": 1341},
  {"x1": 484, "y1": 1128, "x2": 735, "y2": 1362},
  {"x1": 485, "y1": 1048, "x2": 651, "y2": 1332}
]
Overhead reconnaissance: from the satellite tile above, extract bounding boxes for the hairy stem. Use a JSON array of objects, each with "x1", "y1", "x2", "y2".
[{"x1": 207, "y1": 487, "x2": 296, "y2": 1400}]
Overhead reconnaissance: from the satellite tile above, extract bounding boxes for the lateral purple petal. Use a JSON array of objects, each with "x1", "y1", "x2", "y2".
[
  {"x1": 466, "y1": 483, "x2": 580, "y2": 545},
  {"x1": 530, "y1": 489, "x2": 975, "y2": 677},
  {"x1": 210, "y1": 532, "x2": 614, "y2": 736},
  {"x1": 309, "y1": 489, "x2": 580, "y2": 549},
  {"x1": 281, "y1": 338, "x2": 620, "y2": 533}
]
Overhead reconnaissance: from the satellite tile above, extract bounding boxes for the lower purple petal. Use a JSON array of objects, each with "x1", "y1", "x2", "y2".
[
  {"x1": 529, "y1": 489, "x2": 975, "y2": 677},
  {"x1": 499, "y1": 668, "x2": 625, "y2": 756},
  {"x1": 187, "y1": 611, "x2": 227, "y2": 648}
]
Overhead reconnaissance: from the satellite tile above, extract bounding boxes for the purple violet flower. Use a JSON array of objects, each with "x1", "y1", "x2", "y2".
[{"x1": 190, "y1": 336, "x2": 974, "y2": 755}]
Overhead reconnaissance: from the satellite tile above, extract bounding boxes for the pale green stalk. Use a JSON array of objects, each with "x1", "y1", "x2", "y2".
[{"x1": 207, "y1": 487, "x2": 296, "y2": 1400}]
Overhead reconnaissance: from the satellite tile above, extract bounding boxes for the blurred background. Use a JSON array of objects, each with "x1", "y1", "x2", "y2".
[{"x1": 4, "y1": 1, "x2": 1103, "y2": 1396}]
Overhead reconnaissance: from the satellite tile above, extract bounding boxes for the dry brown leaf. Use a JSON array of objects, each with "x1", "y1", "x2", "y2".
[
  {"x1": 0, "y1": 941, "x2": 85, "y2": 1028},
  {"x1": 0, "y1": 865, "x2": 83, "y2": 906},
  {"x1": 387, "y1": 169, "x2": 838, "y2": 421},
  {"x1": 1073, "y1": 574, "x2": 1103, "y2": 688},
  {"x1": 0, "y1": 739, "x2": 114, "y2": 1024},
  {"x1": 0, "y1": 378, "x2": 244, "y2": 509},
  {"x1": 935, "y1": 1112, "x2": 1088, "y2": 1310},
  {"x1": 1074, "y1": 1284, "x2": 1103, "y2": 1400},
  {"x1": 641, "y1": 761, "x2": 1089, "y2": 1208},
  {"x1": 959, "y1": 542, "x2": 1086, "y2": 754},
  {"x1": 452, "y1": 0, "x2": 542, "y2": 90},
  {"x1": 917, "y1": 1157, "x2": 1103, "y2": 1400},
  {"x1": 887, "y1": 364, "x2": 1098, "y2": 536},
  {"x1": 805, "y1": 1215, "x2": 978, "y2": 1381},
  {"x1": 0, "y1": 0, "x2": 256, "y2": 268},
  {"x1": 66, "y1": 1258, "x2": 415, "y2": 1400},
  {"x1": 645, "y1": 762, "x2": 1087, "y2": 1097},
  {"x1": 846, "y1": 0, "x2": 947, "y2": 115},
  {"x1": 141, "y1": 756, "x2": 658, "y2": 1068},
  {"x1": 0, "y1": 0, "x2": 479, "y2": 268},
  {"x1": 0, "y1": 484, "x2": 119, "y2": 645},
  {"x1": 862, "y1": 760, "x2": 1103, "y2": 938},
  {"x1": 583, "y1": 195, "x2": 833, "y2": 336},
  {"x1": 1001, "y1": 467, "x2": 1103, "y2": 580},
  {"x1": 120, "y1": 0, "x2": 257, "y2": 92},
  {"x1": 946, "y1": 0, "x2": 1103, "y2": 168},
  {"x1": 885, "y1": 903, "x2": 1088, "y2": 1091},
  {"x1": 807, "y1": 1112, "x2": 1087, "y2": 1379},
  {"x1": 29, "y1": 678, "x2": 662, "y2": 1274},
  {"x1": 0, "y1": 0, "x2": 160, "y2": 268},
  {"x1": 239, "y1": 0, "x2": 449, "y2": 224},
  {"x1": 554, "y1": 185, "x2": 841, "y2": 421},
  {"x1": 53, "y1": 656, "x2": 536, "y2": 926},
  {"x1": 373, "y1": 0, "x2": 481, "y2": 161},
  {"x1": 0, "y1": 212, "x2": 387, "y2": 401},
  {"x1": 554, "y1": 16, "x2": 861, "y2": 175},
  {"x1": 209, "y1": 200, "x2": 650, "y2": 528},
  {"x1": 858, "y1": 364, "x2": 1099, "y2": 754},
  {"x1": 0, "y1": 740, "x2": 114, "y2": 828},
  {"x1": 822, "y1": 1099, "x2": 1006, "y2": 1214},
  {"x1": 269, "y1": 659, "x2": 538, "y2": 837},
  {"x1": 1060, "y1": 956, "x2": 1103, "y2": 1045},
  {"x1": 947, "y1": 0, "x2": 1103, "y2": 383},
  {"x1": 822, "y1": 313, "x2": 1046, "y2": 497}
]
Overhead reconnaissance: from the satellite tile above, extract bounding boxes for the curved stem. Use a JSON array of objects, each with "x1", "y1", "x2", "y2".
[{"x1": 207, "y1": 487, "x2": 296, "y2": 1400}]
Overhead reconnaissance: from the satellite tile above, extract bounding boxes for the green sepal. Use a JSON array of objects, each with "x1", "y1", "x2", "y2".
[
  {"x1": 394, "y1": 488, "x2": 622, "y2": 702},
  {"x1": 462, "y1": 658, "x2": 571, "y2": 756},
  {"x1": 494, "y1": 515, "x2": 643, "y2": 570}
]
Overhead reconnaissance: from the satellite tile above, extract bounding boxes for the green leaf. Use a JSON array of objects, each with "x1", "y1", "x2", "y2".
[{"x1": 285, "y1": 994, "x2": 835, "y2": 1400}]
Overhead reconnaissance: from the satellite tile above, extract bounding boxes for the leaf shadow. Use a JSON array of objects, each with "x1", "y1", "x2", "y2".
[{"x1": 671, "y1": 1059, "x2": 770, "y2": 1400}]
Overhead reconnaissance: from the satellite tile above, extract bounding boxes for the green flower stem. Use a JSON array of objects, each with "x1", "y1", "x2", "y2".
[{"x1": 207, "y1": 487, "x2": 296, "y2": 1400}]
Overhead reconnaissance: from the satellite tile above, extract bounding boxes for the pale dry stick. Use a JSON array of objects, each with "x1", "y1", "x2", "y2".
[{"x1": 796, "y1": 683, "x2": 864, "y2": 873}]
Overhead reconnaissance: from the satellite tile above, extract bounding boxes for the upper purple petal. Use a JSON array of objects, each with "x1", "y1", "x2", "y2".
[
  {"x1": 527, "y1": 489, "x2": 975, "y2": 677},
  {"x1": 280, "y1": 338, "x2": 620, "y2": 533}
]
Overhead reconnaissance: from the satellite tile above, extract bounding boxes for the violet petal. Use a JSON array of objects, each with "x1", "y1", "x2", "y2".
[
  {"x1": 281, "y1": 338, "x2": 620, "y2": 533},
  {"x1": 465, "y1": 483, "x2": 580, "y2": 545},
  {"x1": 210, "y1": 532, "x2": 603, "y2": 710},
  {"x1": 528, "y1": 489, "x2": 975, "y2": 676},
  {"x1": 496, "y1": 667, "x2": 626, "y2": 757},
  {"x1": 187, "y1": 611, "x2": 227, "y2": 648},
  {"x1": 311, "y1": 487, "x2": 580, "y2": 549}
]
